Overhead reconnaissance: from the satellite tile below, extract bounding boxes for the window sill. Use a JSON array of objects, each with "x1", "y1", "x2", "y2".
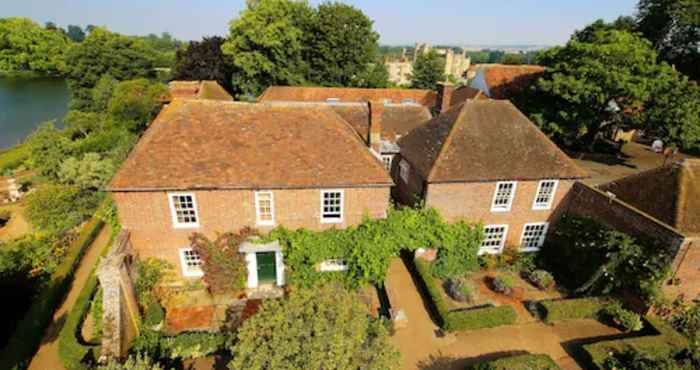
[
  {"x1": 321, "y1": 218, "x2": 343, "y2": 224},
  {"x1": 173, "y1": 223, "x2": 200, "y2": 229}
]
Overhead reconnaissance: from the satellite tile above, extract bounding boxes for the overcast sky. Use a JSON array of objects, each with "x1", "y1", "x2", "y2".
[{"x1": 2, "y1": 0, "x2": 639, "y2": 45}]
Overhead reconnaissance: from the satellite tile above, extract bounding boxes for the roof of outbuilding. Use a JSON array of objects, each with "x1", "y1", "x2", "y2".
[
  {"x1": 398, "y1": 100, "x2": 588, "y2": 183},
  {"x1": 258, "y1": 86, "x2": 438, "y2": 108},
  {"x1": 108, "y1": 100, "x2": 392, "y2": 191},
  {"x1": 599, "y1": 160, "x2": 700, "y2": 235},
  {"x1": 475, "y1": 64, "x2": 545, "y2": 100}
]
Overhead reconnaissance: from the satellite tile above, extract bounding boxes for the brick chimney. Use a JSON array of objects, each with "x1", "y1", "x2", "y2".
[
  {"x1": 368, "y1": 100, "x2": 384, "y2": 153},
  {"x1": 437, "y1": 82, "x2": 455, "y2": 114}
]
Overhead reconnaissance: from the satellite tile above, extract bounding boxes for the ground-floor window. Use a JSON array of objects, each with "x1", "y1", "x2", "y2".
[
  {"x1": 319, "y1": 259, "x2": 348, "y2": 272},
  {"x1": 179, "y1": 248, "x2": 204, "y2": 277},
  {"x1": 520, "y1": 222, "x2": 549, "y2": 252},
  {"x1": 381, "y1": 154, "x2": 394, "y2": 171},
  {"x1": 479, "y1": 225, "x2": 508, "y2": 255}
]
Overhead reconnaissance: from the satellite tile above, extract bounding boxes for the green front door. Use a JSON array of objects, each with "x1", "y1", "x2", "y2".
[{"x1": 256, "y1": 252, "x2": 277, "y2": 284}]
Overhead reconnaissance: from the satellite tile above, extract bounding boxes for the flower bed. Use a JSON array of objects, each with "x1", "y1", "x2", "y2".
[
  {"x1": 466, "y1": 353, "x2": 561, "y2": 369},
  {"x1": 414, "y1": 258, "x2": 517, "y2": 331}
]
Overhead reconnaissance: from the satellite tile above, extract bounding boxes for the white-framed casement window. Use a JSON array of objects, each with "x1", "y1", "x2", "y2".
[
  {"x1": 320, "y1": 189, "x2": 344, "y2": 223},
  {"x1": 491, "y1": 181, "x2": 517, "y2": 212},
  {"x1": 532, "y1": 180, "x2": 559, "y2": 210},
  {"x1": 520, "y1": 222, "x2": 550, "y2": 252},
  {"x1": 381, "y1": 154, "x2": 394, "y2": 172},
  {"x1": 399, "y1": 159, "x2": 410, "y2": 184},
  {"x1": 179, "y1": 248, "x2": 204, "y2": 277},
  {"x1": 479, "y1": 225, "x2": 509, "y2": 255},
  {"x1": 319, "y1": 259, "x2": 349, "y2": 272},
  {"x1": 168, "y1": 193, "x2": 199, "y2": 228},
  {"x1": 255, "y1": 191, "x2": 275, "y2": 226}
]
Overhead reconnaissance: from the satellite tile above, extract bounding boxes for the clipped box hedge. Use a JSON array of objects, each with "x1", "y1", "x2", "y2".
[
  {"x1": 0, "y1": 217, "x2": 105, "y2": 370},
  {"x1": 539, "y1": 297, "x2": 610, "y2": 323},
  {"x1": 414, "y1": 258, "x2": 517, "y2": 332},
  {"x1": 582, "y1": 316, "x2": 688, "y2": 369},
  {"x1": 467, "y1": 353, "x2": 561, "y2": 369},
  {"x1": 58, "y1": 268, "x2": 101, "y2": 369}
]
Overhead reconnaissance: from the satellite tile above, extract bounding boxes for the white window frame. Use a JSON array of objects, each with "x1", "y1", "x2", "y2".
[
  {"x1": 255, "y1": 191, "x2": 275, "y2": 226},
  {"x1": 320, "y1": 189, "x2": 344, "y2": 224},
  {"x1": 490, "y1": 181, "x2": 517, "y2": 212},
  {"x1": 519, "y1": 222, "x2": 550, "y2": 252},
  {"x1": 319, "y1": 259, "x2": 349, "y2": 272},
  {"x1": 168, "y1": 192, "x2": 200, "y2": 229},
  {"x1": 326, "y1": 97, "x2": 340, "y2": 104},
  {"x1": 532, "y1": 180, "x2": 559, "y2": 210},
  {"x1": 478, "y1": 224, "x2": 509, "y2": 255},
  {"x1": 381, "y1": 154, "x2": 394, "y2": 172},
  {"x1": 179, "y1": 248, "x2": 204, "y2": 277},
  {"x1": 401, "y1": 98, "x2": 416, "y2": 105},
  {"x1": 399, "y1": 159, "x2": 410, "y2": 184}
]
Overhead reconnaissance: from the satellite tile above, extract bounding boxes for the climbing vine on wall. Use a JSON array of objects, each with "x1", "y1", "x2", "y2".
[{"x1": 190, "y1": 228, "x2": 256, "y2": 294}]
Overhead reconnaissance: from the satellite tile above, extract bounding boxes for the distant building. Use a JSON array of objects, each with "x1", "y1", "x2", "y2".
[{"x1": 385, "y1": 44, "x2": 471, "y2": 86}]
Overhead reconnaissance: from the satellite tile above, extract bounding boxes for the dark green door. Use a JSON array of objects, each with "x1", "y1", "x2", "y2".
[{"x1": 257, "y1": 252, "x2": 277, "y2": 284}]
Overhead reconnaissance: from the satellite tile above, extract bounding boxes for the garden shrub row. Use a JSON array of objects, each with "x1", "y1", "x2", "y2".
[
  {"x1": 0, "y1": 217, "x2": 105, "y2": 370},
  {"x1": 539, "y1": 297, "x2": 610, "y2": 323},
  {"x1": 414, "y1": 258, "x2": 517, "y2": 332},
  {"x1": 58, "y1": 267, "x2": 101, "y2": 370},
  {"x1": 582, "y1": 316, "x2": 688, "y2": 369},
  {"x1": 467, "y1": 353, "x2": 561, "y2": 369}
]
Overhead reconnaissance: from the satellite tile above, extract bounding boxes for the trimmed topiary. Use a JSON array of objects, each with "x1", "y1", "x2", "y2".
[
  {"x1": 492, "y1": 275, "x2": 515, "y2": 296},
  {"x1": 445, "y1": 278, "x2": 476, "y2": 303},
  {"x1": 526, "y1": 270, "x2": 555, "y2": 291}
]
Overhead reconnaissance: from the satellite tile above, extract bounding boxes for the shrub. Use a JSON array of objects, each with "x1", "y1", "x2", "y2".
[
  {"x1": 97, "y1": 353, "x2": 164, "y2": 370},
  {"x1": 134, "y1": 258, "x2": 172, "y2": 309},
  {"x1": 540, "y1": 297, "x2": 609, "y2": 323},
  {"x1": 58, "y1": 271, "x2": 101, "y2": 369},
  {"x1": 492, "y1": 275, "x2": 515, "y2": 295},
  {"x1": 600, "y1": 302, "x2": 644, "y2": 332},
  {"x1": 91, "y1": 287, "x2": 104, "y2": 339},
  {"x1": 143, "y1": 300, "x2": 165, "y2": 328},
  {"x1": 430, "y1": 221, "x2": 483, "y2": 279},
  {"x1": 602, "y1": 348, "x2": 682, "y2": 370},
  {"x1": 445, "y1": 278, "x2": 476, "y2": 303},
  {"x1": 190, "y1": 229, "x2": 253, "y2": 294},
  {"x1": 25, "y1": 184, "x2": 102, "y2": 234},
  {"x1": 526, "y1": 269, "x2": 555, "y2": 290},
  {"x1": 467, "y1": 353, "x2": 561, "y2": 370}
]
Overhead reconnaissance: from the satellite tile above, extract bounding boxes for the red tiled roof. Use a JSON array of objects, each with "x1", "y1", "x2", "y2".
[
  {"x1": 398, "y1": 100, "x2": 588, "y2": 182},
  {"x1": 477, "y1": 64, "x2": 545, "y2": 100},
  {"x1": 258, "y1": 86, "x2": 438, "y2": 108},
  {"x1": 448, "y1": 85, "x2": 488, "y2": 109},
  {"x1": 328, "y1": 103, "x2": 431, "y2": 143},
  {"x1": 108, "y1": 100, "x2": 392, "y2": 191},
  {"x1": 167, "y1": 81, "x2": 233, "y2": 101}
]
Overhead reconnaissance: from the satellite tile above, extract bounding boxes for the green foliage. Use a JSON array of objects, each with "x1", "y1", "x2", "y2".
[
  {"x1": 172, "y1": 36, "x2": 233, "y2": 92},
  {"x1": 143, "y1": 300, "x2": 165, "y2": 327},
  {"x1": 539, "y1": 216, "x2": 671, "y2": 302},
  {"x1": 58, "y1": 270, "x2": 100, "y2": 370},
  {"x1": 525, "y1": 269, "x2": 555, "y2": 290},
  {"x1": 130, "y1": 330, "x2": 227, "y2": 363},
  {"x1": 228, "y1": 285, "x2": 400, "y2": 370},
  {"x1": 107, "y1": 79, "x2": 167, "y2": 132},
  {"x1": 539, "y1": 297, "x2": 610, "y2": 323},
  {"x1": 600, "y1": 302, "x2": 644, "y2": 332},
  {"x1": 467, "y1": 354, "x2": 562, "y2": 370},
  {"x1": 410, "y1": 50, "x2": 446, "y2": 90},
  {"x1": 58, "y1": 153, "x2": 115, "y2": 191},
  {"x1": 89, "y1": 74, "x2": 118, "y2": 112},
  {"x1": 492, "y1": 275, "x2": 515, "y2": 295},
  {"x1": 25, "y1": 183, "x2": 102, "y2": 234},
  {"x1": 90, "y1": 287, "x2": 103, "y2": 339},
  {"x1": 603, "y1": 348, "x2": 687, "y2": 370},
  {"x1": 134, "y1": 258, "x2": 172, "y2": 310},
  {"x1": 445, "y1": 278, "x2": 476, "y2": 303},
  {"x1": 0, "y1": 17, "x2": 70, "y2": 76},
  {"x1": 0, "y1": 217, "x2": 103, "y2": 368},
  {"x1": 430, "y1": 221, "x2": 483, "y2": 279},
  {"x1": 190, "y1": 229, "x2": 253, "y2": 294},
  {"x1": 97, "y1": 353, "x2": 164, "y2": 370},
  {"x1": 137, "y1": 32, "x2": 183, "y2": 69},
  {"x1": 25, "y1": 121, "x2": 72, "y2": 180},
  {"x1": 0, "y1": 144, "x2": 30, "y2": 172}
]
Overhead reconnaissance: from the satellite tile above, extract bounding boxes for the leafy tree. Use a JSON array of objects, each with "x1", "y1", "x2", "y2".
[
  {"x1": 410, "y1": 50, "x2": 445, "y2": 90},
  {"x1": 637, "y1": 0, "x2": 700, "y2": 80},
  {"x1": 0, "y1": 17, "x2": 70, "y2": 75},
  {"x1": 25, "y1": 184, "x2": 101, "y2": 234},
  {"x1": 66, "y1": 25, "x2": 85, "y2": 42},
  {"x1": 138, "y1": 32, "x2": 183, "y2": 68},
  {"x1": 58, "y1": 153, "x2": 115, "y2": 191},
  {"x1": 644, "y1": 69, "x2": 700, "y2": 149},
  {"x1": 24, "y1": 122, "x2": 72, "y2": 180},
  {"x1": 172, "y1": 36, "x2": 233, "y2": 92},
  {"x1": 355, "y1": 61, "x2": 390, "y2": 88},
  {"x1": 222, "y1": 0, "x2": 312, "y2": 96},
  {"x1": 304, "y1": 2, "x2": 380, "y2": 87},
  {"x1": 573, "y1": 17, "x2": 638, "y2": 42},
  {"x1": 228, "y1": 285, "x2": 400, "y2": 370},
  {"x1": 64, "y1": 27, "x2": 156, "y2": 110},
  {"x1": 90, "y1": 74, "x2": 118, "y2": 112},
  {"x1": 107, "y1": 79, "x2": 167, "y2": 132},
  {"x1": 63, "y1": 110, "x2": 109, "y2": 139}
]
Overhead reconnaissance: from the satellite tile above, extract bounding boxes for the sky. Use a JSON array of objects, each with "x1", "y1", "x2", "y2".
[{"x1": 1, "y1": 0, "x2": 639, "y2": 46}]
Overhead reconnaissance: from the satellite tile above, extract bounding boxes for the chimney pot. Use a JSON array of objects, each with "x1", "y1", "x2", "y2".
[{"x1": 437, "y1": 82, "x2": 456, "y2": 114}]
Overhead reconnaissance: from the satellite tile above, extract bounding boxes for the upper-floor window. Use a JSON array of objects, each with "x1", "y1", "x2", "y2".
[
  {"x1": 520, "y1": 222, "x2": 549, "y2": 252},
  {"x1": 321, "y1": 189, "x2": 343, "y2": 223},
  {"x1": 326, "y1": 98, "x2": 340, "y2": 104},
  {"x1": 399, "y1": 159, "x2": 410, "y2": 183},
  {"x1": 491, "y1": 181, "x2": 517, "y2": 212},
  {"x1": 255, "y1": 191, "x2": 275, "y2": 226},
  {"x1": 381, "y1": 154, "x2": 394, "y2": 171},
  {"x1": 401, "y1": 98, "x2": 415, "y2": 105},
  {"x1": 532, "y1": 180, "x2": 559, "y2": 210},
  {"x1": 179, "y1": 248, "x2": 204, "y2": 277},
  {"x1": 168, "y1": 193, "x2": 199, "y2": 228},
  {"x1": 479, "y1": 225, "x2": 508, "y2": 255}
]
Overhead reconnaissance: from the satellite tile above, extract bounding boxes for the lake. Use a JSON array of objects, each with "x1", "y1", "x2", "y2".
[{"x1": 0, "y1": 77, "x2": 70, "y2": 149}]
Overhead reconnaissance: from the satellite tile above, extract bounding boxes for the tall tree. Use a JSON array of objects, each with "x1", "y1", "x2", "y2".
[
  {"x1": 172, "y1": 36, "x2": 233, "y2": 92},
  {"x1": 222, "y1": 0, "x2": 312, "y2": 96},
  {"x1": 304, "y1": 2, "x2": 380, "y2": 87},
  {"x1": 637, "y1": 0, "x2": 700, "y2": 80},
  {"x1": 64, "y1": 27, "x2": 156, "y2": 110},
  {"x1": 572, "y1": 17, "x2": 638, "y2": 42},
  {"x1": 0, "y1": 17, "x2": 70, "y2": 76},
  {"x1": 410, "y1": 50, "x2": 445, "y2": 90},
  {"x1": 229, "y1": 285, "x2": 400, "y2": 370},
  {"x1": 66, "y1": 25, "x2": 85, "y2": 42}
]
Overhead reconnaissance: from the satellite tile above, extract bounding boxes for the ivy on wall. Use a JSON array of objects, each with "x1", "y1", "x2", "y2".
[{"x1": 190, "y1": 228, "x2": 256, "y2": 294}]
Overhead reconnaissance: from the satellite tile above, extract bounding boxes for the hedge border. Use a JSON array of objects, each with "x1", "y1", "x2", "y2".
[
  {"x1": 0, "y1": 217, "x2": 105, "y2": 369},
  {"x1": 414, "y1": 258, "x2": 517, "y2": 332},
  {"x1": 467, "y1": 353, "x2": 562, "y2": 370},
  {"x1": 539, "y1": 297, "x2": 610, "y2": 323}
]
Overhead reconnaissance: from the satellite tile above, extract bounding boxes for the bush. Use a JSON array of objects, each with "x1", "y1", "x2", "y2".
[
  {"x1": 526, "y1": 269, "x2": 555, "y2": 290},
  {"x1": 25, "y1": 184, "x2": 102, "y2": 234},
  {"x1": 0, "y1": 144, "x2": 30, "y2": 172},
  {"x1": 600, "y1": 302, "x2": 644, "y2": 332},
  {"x1": 143, "y1": 300, "x2": 165, "y2": 328},
  {"x1": 492, "y1": 275, "x2": 515, "y2": 295},
  {"x1": 90, "y1": 287, "x2": 104, "y2": 340},
  {"x1": 190, "y1": 230, "x2": 253, "y2": 295},
  {"x1": 97, "y1": 353, "x2": 164, "y2": 370},
  {"x1": 602, "y1": 347, "x2": 682, "y2": 370},
  {"x1": 467, "y1": 353, "x2": 561, "y2": 370},
  {"x1": 134, "y1": 258, "x2": 172, "y2": 309},
  {"x1": 445, "y1": 278, "x2": 476, "y2": 303},
  {"x1": 58, "y1": 271, "x2": 101, "y2": 369},
  {"x1": 539, "y1": 297, "x2": 609, "y2": 323},
  {"x1": 0, "y1": 217, "x2": 104, "y2": 369},
  {"x1": 130, "y1": 330, "x2": 226, "y2": 362}
]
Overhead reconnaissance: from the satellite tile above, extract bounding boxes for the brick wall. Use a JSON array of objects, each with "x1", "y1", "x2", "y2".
[{"x1": 112, "y1": 186, "x2": 390, "y2": 276}]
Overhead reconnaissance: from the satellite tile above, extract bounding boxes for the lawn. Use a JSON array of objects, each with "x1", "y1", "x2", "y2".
[{"x1": 0, "y1": 202, "x2": 32, "y2": 242}]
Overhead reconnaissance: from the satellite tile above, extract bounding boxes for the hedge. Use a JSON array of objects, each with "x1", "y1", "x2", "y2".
[
  {"x1": 467, "y1": 353, "x2": 561, "y2": 369},
  {"x1": 58, "y1": 267, "x2": 101, "y2": 369},
  {"x1": 414, "y1": 258, "x2": 517, "y2": 332},
  {"x1": 539, "y1": 297, "x2": 610, "y2": 323},
  {"x1": 582, "y1": 316, "x2": 688, "y2": 369},
  {"x1": 0, "y1": 217, "x2": 105, "y2": 369}
]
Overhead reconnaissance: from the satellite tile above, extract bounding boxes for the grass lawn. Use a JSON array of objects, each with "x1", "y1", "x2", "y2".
[{"x1": 0, "y1": 202, "x2": 32, "y2": 242}]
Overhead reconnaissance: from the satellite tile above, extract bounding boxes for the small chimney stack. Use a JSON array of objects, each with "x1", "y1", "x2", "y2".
[
  {"x1": 368, "y1": 100, "x2": 384, "y2": 153},
  {"x1": 437, "y1": 82, "x2": 455, "y2": 114}
]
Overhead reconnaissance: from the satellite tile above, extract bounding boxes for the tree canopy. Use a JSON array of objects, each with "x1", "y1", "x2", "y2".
[
  {"x1": 172, "y1": 36, "x2": 233, "y2": 93},
  {"x1": 229, "y1": 285, "x2": 400, "y2": 370},
  {"x1": 0, "y1": 17, "x2": 70, "y2": 76},
  {"x1": 410, "y1": 50, "x2": 445, "y2": 90}
]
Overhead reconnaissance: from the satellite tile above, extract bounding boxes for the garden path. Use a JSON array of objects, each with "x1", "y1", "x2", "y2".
[
  {"x1": 387, "y1": 258, "x2": 620, "y2": 370},
  {"x1": 28, "y1": 225, "x2": 112, "y2": 370}
]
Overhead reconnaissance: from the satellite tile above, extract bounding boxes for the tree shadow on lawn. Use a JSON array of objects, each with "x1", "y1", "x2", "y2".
[{"x1": 417, "y1": 350, "x2": 530, "y2": 370}]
